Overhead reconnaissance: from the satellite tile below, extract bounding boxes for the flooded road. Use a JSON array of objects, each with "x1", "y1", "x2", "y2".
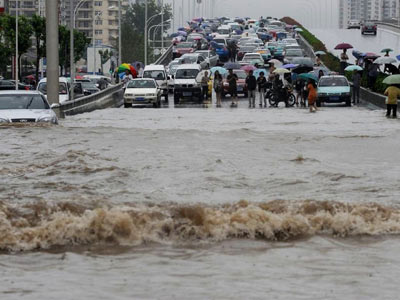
[{"x1": 1, "y1": 103, "x2": 400, "y2": 299}]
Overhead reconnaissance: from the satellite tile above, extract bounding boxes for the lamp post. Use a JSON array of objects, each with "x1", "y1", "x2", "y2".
[
  {"x1": 118, "y1": 0, "x2": 121, "y2": 66},
  {"x1": 144, "y1": 0, "x2": 148, "y2": 66},
  {"x1": 161, "y1": 0, "x2": 164, "y2": 51},
  {"x1": 15, "y1": 0, "x2": 18, "y2": 90},
  {"x1": 45, "y1": 0, "x2": 59, "y2": 105}
]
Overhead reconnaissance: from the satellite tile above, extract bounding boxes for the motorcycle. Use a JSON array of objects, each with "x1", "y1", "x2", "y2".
[{"x1": 265, "y1": 84, "x2": 296, "y2": 107}]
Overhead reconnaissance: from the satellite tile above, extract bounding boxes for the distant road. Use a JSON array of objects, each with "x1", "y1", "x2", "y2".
[{"x1": 309, "y1": 27, "x2": 400, "y2": 64}]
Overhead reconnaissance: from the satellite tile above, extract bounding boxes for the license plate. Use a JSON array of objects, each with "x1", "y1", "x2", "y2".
[
  {"x1": 237, "y1": 87, "x2": 243, "y2": 91},
  {"x1": 330, "y1": 96, "x2": 340, "y2": 101},
  {"x1": 136, "y1": 97, "x2": 145, "y2": 101},
  {"x1": 183, "y1": 92, "x2": 192, "y2": 97}
]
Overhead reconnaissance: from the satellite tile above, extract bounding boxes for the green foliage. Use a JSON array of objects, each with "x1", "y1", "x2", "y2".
[
  {"x1": 119, "y1": 0, "x2": 172, "y2": 63},
  {"x1": 30, "y1": 15, "x2": 46, "y2": 83},
  {"x1": 99, "y1": 49, "x2": 113, "y2": 73}
]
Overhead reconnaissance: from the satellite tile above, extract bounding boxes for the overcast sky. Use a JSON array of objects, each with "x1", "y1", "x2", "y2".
[{"x1": 165, "y1": 0, "x2": 339, "y2": 29}]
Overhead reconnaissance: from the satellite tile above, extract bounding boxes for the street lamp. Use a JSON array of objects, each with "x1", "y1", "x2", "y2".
[
  {"x1": 150, "y1": 19, "x2": 171, "y2": 52},
  {"x1": 15, "y1": 0, "x2": 18, "y2": 90},
  {"x1": 144, "y1": 9, "x2": 163, "y2": 66}
]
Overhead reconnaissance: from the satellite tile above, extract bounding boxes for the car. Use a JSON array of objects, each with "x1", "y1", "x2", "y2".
[
  {"x1": 79, "y1": 81, "x2": 100, "y2": 95},
  {"x1": 142, "y1": 65, "x2": 169, "y2": 102},
  {"x1": 180, "y1": 53, "x2": 209, "y2": 70},
  {"x1": 255, "y1": 48, "x2": 272, "y2": 63},
  {"x1": 123, "y1": 78, "x2": 161, "y2": 108},
  {"x1": 348, "y1": 19, "x2": 361, "y2": 29},
  {"x1": 173, "y1": 64, "x2": 202, "y2": 104},
  {"x1": 281, "y1": 38, "x2": 298, "y2": 45},
  {"x1": 241, "y1": 53, "x2": 264, "y2": 66},
  {"x1": 0, "y1": 91, "x2": 58, "y2": 124},
  {"x1": 361, "y1": 22, "x2": 377, "y2": 35},
  {"x1": 173, "y1": 42, "x2": 196, "y2": 58},
  {"x1": 216, "y1": 25, "x2": 231, "y2": 38},
  {"x1": 196, "y1": 50, "x2": 219, "y2": 68},
  {"x1": 167, "y1": 61, "x2": 180, "y2": 92},
  {"x1": 222, "y1": 69, "x2": 248, "y2": 97},
  {"x1": 83, "y1": 75, "x2": 111, "y2": 89},
  {"x1": 317, "y1": 75, "x2": 351, "y2": 107},
  {"x1": 284, "y1": 48, "x2": 304, "y2": 63},
  {"x1": 237, "y1": 46, "x2": 257, "y2": 61},
  {"x1": 37, "y1": 77, "x2": 82, "y2": 104},
  {"x1": 0, "y1": 80, "x2": 31, "y2": 91}
]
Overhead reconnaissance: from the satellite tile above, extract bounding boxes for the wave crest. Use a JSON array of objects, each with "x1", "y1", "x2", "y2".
[{"x1": 1, "y1": 200, "x2": 399, "y2": 252}]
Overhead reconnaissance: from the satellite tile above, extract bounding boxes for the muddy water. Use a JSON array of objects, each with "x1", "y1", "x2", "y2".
[{"x1": 1, "y1": 105, "x2": 400, "y2": 299}]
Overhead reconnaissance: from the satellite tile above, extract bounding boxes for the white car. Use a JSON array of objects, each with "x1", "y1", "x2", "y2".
[
  {"x1": 180, "y1": 53, "x2": 209, "y2": 70},
  {"x1": 123, "y1": 78, "x2": 162, "y2": 108},
  {"x1": 173, "y1": 64, "x2": 202, "y2": 104},
  {"x1": 37, "y1": 77, "x2": 72, "y2": 104},
  {"x1": 142, "y1": 65, "x2": 169, "y2": 102},
  {"x1": 0, "y1": 91, "x2": 58, "y2": 124},
  {"x1": 348, "y1": 20, "x2": 361, "y2": 29}
]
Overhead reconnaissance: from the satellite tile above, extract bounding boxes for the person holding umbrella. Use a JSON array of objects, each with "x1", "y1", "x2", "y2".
[
  {"x1": 352, "y1": 70, "x2": 361, "y2": 104},
  {"x1": 227, "y1": 69, "x2": 238, "y2": 107},
  {"x1": 213, "y1": 71, "x2": 223, "y2": 108},
  {"x1": 246, "y1": 70, "x2": 257, "y2": 108},
  {"x1": 340, "y1": 49, "x2": 349, "y2": 75},
  {"x1": 383, "y1": 76, "x2": 400, "y2": 118},
  {"x1": 307, "y1": 79, "x2": 318, "y2": 112}
]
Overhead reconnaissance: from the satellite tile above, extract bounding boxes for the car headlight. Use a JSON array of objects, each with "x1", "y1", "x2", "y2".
[
  {"x1": 38, "y1": 116, "x2": 57, "y2": 124},
  {"x1": 146, "y1": 93, "x2": 156, "y2": 97},
  {"x1": 125, "y1": 94, "x2": 133, "y2": 97},
  {"x1": 0, "y1": 118, "x2": 9, "y2": 123}
]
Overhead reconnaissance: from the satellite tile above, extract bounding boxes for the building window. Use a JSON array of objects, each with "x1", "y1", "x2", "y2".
[
  {"x1": 95, "y1": 30, "x2": 103, "y2": 35},
  {"x1": 95, "y1": 20, "x2": 103, "y2": 25},
  {"x1": 95, "y1": 39, "x2": 103, "y2": 46},
  {"x1": 94, "y1": 1, "x2": 102, "y2": 6}
]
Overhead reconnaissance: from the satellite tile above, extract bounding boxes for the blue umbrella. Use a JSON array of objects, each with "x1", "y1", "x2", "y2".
[
  {"x1": 170, "y1": 33, "x2": 180, "y2": 38},
  {"x1": 345, "y1": 65, "x2": 363, "y2": 71},
  {"x1": 178, "y1": 31, "x2": 187, "y2": 36},
  {"x1": 177, "y1": 27, "x2": 185, "y2": 31},
  {"x1": 210, "y1": 41, "x2": 224, "y2": 49},
  {"x1": 352, "y1": 50, "x2": 363, "y2": 59},
  {"x1": 253, "y1": 68, "x2": 268, "y2": 79},
  {"x1": 223, "y1": 62, "x2": 241, "y2": 70},
  {"x1": 210, "y1": 67, "x2": 228, "y2": 75},
  {"x1": 396, "y1": 55, "x2": 400, "y2": 61},
  {"x1": 282, "y1": 63, "x2": 299, "y2": 69},
  {"x1": 298, "y1": 73, "x2": 318, "y2": 81}
]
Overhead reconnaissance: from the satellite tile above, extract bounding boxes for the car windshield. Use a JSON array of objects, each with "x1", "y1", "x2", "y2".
[
  {"x1": 218, "y1": 29, "x2": 230, "y2": 34},
  {"x1": 244, "y1": 54, "x2": 261, "y2": 60},
  {"x1": 38, "y1": 82, "x2": 68, "y2": 95},
  {"x1": 175, "y1": 69, "x2": 199, "y2": 79},
  {"x1": 0, "y1": 94, "x2": 49, "y2": 110},
  {"x1": 286, "y1": 49, "x2": 303, "y2": 56},
  {"x1": 127, "y1": 80, "x2": 156, "y2": 89},
  {"x1": 176, "y1": 43, "x2": 193, "y2": 48},
  {"x1": 267, "y1": 42, "x2": 278, "y2": 47},
  {"x1": 143, "y1": 70, "x2": 165, "y2": 80},
  {"x1": 181, "y1": 56, "x2": 198, "y2": 63},
  {"x1": 81, "y1": 82, "x2": 97, "y2": 89},
  {"x1": 319, "y1": 77, "x2": 348, "y2": 87}
]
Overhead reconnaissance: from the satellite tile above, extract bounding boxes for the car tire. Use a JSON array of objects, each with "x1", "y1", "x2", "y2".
[
  {"x1": 316, "y1": 99, "x2": 321, "y2": 107},
  {"x1": 124, "y1": 103, "x2": 132, "y2": 108}
]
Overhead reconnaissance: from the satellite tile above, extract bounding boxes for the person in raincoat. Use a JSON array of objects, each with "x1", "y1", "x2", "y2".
[
  {"x1": 384, "y1": 84, "x2": 400, "y2": 118},
  {"x1": 307, "y1": 79, "x2": 317, "y2": 112}
]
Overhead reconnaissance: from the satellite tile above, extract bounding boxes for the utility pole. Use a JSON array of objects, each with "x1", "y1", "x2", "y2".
[
  {"x1": 15, "y1": 0, "x2": 18, "y2": 90},
  {"x1": 118, "y1": 0, "x2": 121, "y2": 65},
  {"x1": 45, "y1": 0, "x2": 59, "y2": 105},
  {"x1": 161, "y1": 0, "x2": 164, "y2": 51},
  {"x1": 70, "y1": 0, "x2": 74, "y2": 100},
  {"x1": 144, "y1": 0, "x2": 148, "y2": 65},
  {"x1": 92, "y1": 1, "x2": 96, "y2": 74}
]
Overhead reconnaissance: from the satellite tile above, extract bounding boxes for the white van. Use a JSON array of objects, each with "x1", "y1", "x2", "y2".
[
  {"x1": 217, "y1": 25, "x2": 231, "y2": 38},
  {"x1": 142, "y1": 65, "x2": 169, "y2": 101},
  {"x1": 37, "y1": 77, "x2": 79, "y2": 104}
]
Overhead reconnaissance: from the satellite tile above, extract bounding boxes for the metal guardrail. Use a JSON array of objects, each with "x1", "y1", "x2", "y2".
[
  {"x1": 376, "y1": 21, "x2": 400, "y2": 30},
  {"x1": 154, "y1": 44, "x2": 174, "y2": 66}
]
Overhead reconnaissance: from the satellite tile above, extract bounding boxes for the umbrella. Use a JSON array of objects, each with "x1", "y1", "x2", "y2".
[
  {"x1": 253, "y1": 68, "x2": 268, "y2": 79},
  {"x1": 210, "y1": 66, "x2": 228, "y2": 75},
  {"x1": 292, "y1": 58, "x2": 314, "y2": 67},
  {"x1": 223, "y1": 62, "x2": 241, "y2": 69},
  {"x1": 177, "y1": 27, "x2": 185, "y2": 31},
  {"x1": 117, "y1": 63, "x2": 137, "y2": 78},
  {"x1": 373, "y1": 57, "x2": 397, "y2": 65},
  {"x1": 310, "y1": 67, "x2": 330, "y2": 77},
  {"x1": 352, "y1": 50, "x2": 363, "y2": 59},
  {"x1": 193, "y1": 36, "x2": 202, "y2": 40},
  {"x1": 210, "y1": 41, "x2": 224, "y2": 49},
  {"x1": 315, "y1": 51, "x2": 326, "y2": 55},
  {"x1": 298, "y1": 73, "x2": 318, "y2": 81},
  {"x1": 364, "y1": 52, "x2": 380, "y2": 59},
  {"x1": 282, "y1": 63, "x2": 298, "y2": 69},
  {"x1": 383, "y1": 75, "x2": 400, "y2": 85},
  {"x1": 292, "y1": 65, "x2": 314, "y2": 74},
  {"x1": 178, "y1": 31, "x2": 187, "y2": 36},
  {"x1": 334, "y1": 43, "x2": 353, "y2": 50},
  {"x1": 273, "y1": 68, "x2": 291, "y2": 74},
  {"x1": 132, "y1": 61, "x2": 144, "y2": 70},
  {"x1": 170, "y1": 33, "x2": 180, "y2": 38},
  {"x1": 241, "y1": 65, "x2": 257, "y2": 72},
  {"x1": 345, "y1": 65, "x2": 363, "y2": 72},
  {"x1": 295, "y1": 28, "x2": 303, "y2": 32},
  {"x1": 381, "y1": 48, "x2": 393, "y2": 53},
  {"x1": 268, "y1": 59, "x2": 283, "y2": 67},
  {"x1": 397, "y1": 55, "x2": 400, "y2": 61}
]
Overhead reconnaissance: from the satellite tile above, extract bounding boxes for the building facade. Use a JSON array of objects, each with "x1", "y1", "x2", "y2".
[
  {"x1": 339, "y1": 0, "x2": 399, "y2": 28},
  {"x1": 6, "y1": 0, "x2": 129, "y2": 47}
]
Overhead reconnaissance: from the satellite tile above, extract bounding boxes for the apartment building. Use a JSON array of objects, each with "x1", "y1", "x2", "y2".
[
  {"x1": 6, "y1": 0, "x2": 129, "y2": 47},
  {"x1": 339, "y1": 0, "x2": 398, "y2": 28}
]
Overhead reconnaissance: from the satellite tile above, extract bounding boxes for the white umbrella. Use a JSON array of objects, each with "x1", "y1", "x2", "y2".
[
  {"x1": 273, "y1": 68, "x2": 291, "y2": 74},
  {"x1": 373, "y1": 57, "x2": 397, "y2": 65},
  {"x1": 269, "y1": 59, "x2": 283, "y2": 67}
]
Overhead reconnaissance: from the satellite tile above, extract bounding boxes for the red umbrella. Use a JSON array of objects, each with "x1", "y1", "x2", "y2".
[
  {"x1": 129, "y1": 65, "x2": 137, "y2": 78},
  {"x1": 334, "y1": 43, "x2": 353, "y2": 50},
  {"x1": 241, "y1": 64, "x2": 257, "y2": 73}
]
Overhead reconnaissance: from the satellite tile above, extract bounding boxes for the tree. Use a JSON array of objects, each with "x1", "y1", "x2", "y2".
[
  {"x1": 118, "y1": 0, "x2": 172, "y2": 63},
  {"x1": 98, "y1": 49, "x2": 113, "y2": 74},
  {"x1": 30, "y1": 15, "x2": 46, "y2": 84},
  {"x1": 0, "y1": 14, "x2": 33, "y2": 80}
]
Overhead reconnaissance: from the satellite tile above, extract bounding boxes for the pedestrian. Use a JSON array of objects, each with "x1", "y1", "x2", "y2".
[
  {"x1": 227, "y1": 69, "x2": 238, "y2": 107},
  {"x1": 213, "y1": 71, "x2": 223, "y2": 107},
  {"x1": 318, "y1": 70, "x2": 324, "y2": 80},
  {"x1": 316, "y1": 54, "x2": 322, "y2": 66},
  {"x1": 246, "y1": 70, "x2": 257, "y2": 108},
  {"x1": 197, "y1": 39, "x2": 202, "y2": 51},
  {"x1": 257, "y1": 72, "x2": 267, "y2": 107},
  {"x1": 201, "y1": 71, "x2": 209, "y2": 102},
  {"x1": 340, "y1": 49, "x2": 349, "y2": 75},
  {"x1": 123, "y1": 70, "x2": 133, "y2": 87},
  {"x1": 352, "y1": 70, "x2": 361, "y2": 104},
  {"x1": 368, "y1": 63, "x2": 378, "y2": 90},
  {"x1": 295, "y1": 78, "x2": 304, "y2": 106},
  {"x1": 307, "y1": 79, "x2": 317, "y2": 112},
  {"x1": 231, "y1": 43, "x2": 238, "y2": 62},
  {"x1": 384, "y1": 84, "x2": 400, "y2": 118}
]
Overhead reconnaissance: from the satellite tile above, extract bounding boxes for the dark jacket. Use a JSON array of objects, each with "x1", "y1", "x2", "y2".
[
  {"x1": 257, "y1": 76, "x2": 267, "y2": 91},
  {"x1": 246, "y1": 75, "x2": 257, "y2": 91}
]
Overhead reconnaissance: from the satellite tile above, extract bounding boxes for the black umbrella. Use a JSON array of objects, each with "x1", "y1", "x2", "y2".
[{"x1": 292, "y1": 65, "x2": 314, "y2": 74}]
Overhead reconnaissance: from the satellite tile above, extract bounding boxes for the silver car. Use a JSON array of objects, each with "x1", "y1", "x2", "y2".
[
  {"x1": 196, "y1": 50, "x2": 219, "y2": 68},
  {"x1": 0, "y1": 91, "x2": 58, "y2": 124}
]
